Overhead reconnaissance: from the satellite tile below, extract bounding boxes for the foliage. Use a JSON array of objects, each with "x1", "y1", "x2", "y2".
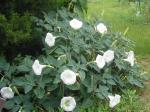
[
  {"x1": 0, "y1": 0, "x2": 87, "y2": 17},
  {"x1": 0, "y1": 0, "x2": 87, "y2": 58},
  {"x1": 0, "y1": 13, "x2": 32, "y2": 44},
  {"x1": 0, "y1": 9, "x2": 146, "y2": 111},
  {"x1": 0, "y1": 12, "x2": 44, "y2": 60}
]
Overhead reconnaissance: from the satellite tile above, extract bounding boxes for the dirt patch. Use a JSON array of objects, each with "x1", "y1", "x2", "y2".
[
  {"x1": 139, "y1": 81, "x2": 150, "y2": 111},
  {"x1": 140, "y1": 81, "x2": 150, "y2": 101}
]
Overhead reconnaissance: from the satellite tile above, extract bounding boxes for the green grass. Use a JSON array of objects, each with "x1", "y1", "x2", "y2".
[{"x1": 87, "y1": 0, "x2": 150, "y2": 56}]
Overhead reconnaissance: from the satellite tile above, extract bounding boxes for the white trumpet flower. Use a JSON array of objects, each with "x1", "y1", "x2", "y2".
[
  {"x1": 103, "y1": 50, "x2": 114, "y2": 63},
  {"x1": 0, "y1": 87, "x2": 14, "y2": 99},
  {"x1": 95, "y1": 54, "x2": 106, "y2": 69},
  {"x1": 45, "y1": 33, "x2": 56, "y2": 47},
  {"x1": 61, "y1": 69, "x2": 77, "y2": 85},
  {"x1": 123, "y1": 51, "x2": 134, "y2": 66},
  {"x1": 69, "y1": 19, "x2": 83, "y2": 30},
  {"x1": 96, "y1": 23, "x2": 107, "y2": 34},
  {"x1": 60, "y1": 96, "x2": 76, "y2": 111},
  {"x1": 95, "y1": 50, "x2": 114, "y2": 69},
  {"x1": 108, "y1": 94, "x2": 121, "y2": 108},
  {"x1": 32, "y1": 60, "x2": 46, "y2": 75}
]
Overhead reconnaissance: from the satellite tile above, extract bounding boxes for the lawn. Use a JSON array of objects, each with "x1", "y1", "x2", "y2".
[
  {"x1": 87, "y1": 0, "x2": 150, "y2": 111},
  {"x1": 87, "y1": 0, "x2": 150, "y2": 56}
]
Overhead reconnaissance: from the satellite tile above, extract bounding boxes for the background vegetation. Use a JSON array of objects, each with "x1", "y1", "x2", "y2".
[
  {"x1": 87, "y1": 0, "x2": 150, "y2": 56},
  {"x1": 0, "y1": 0, "x2": 87, "y2": 60}
]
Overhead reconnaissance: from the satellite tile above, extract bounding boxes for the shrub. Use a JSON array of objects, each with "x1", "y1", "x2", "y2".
[
  {"x1": 0, "y1": 0, "x2": 87, "y2": 58},
  {"x1": 0, "y1": 13, "x2": 32, "y2": 44},
  {"x1": 0, "y1": 12, "x2": 43, "y2": 60},
  {"x1": 0, "y1": 9, "x2": 145, "y2": 112}
]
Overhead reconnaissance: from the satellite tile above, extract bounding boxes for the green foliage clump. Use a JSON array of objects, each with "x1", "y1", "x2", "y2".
[
  {"x1": 0, "y1": 9, "x2": 146, "y2": 112},
  {"x1": 0, "y1": 13, "x2": 32, "y2": 44}
]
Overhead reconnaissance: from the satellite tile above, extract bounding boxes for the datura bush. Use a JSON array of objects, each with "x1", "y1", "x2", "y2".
[{"x1": 0, "y1": 9, "x2": 146, "y2": 112}]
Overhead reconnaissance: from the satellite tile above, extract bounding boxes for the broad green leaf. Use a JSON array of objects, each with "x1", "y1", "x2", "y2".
[
  {"x1": 24, "y1": 85, "x2": 33, "y2": 93},
  {"x1": 47, "y1": 84, "x2": 58, "y2": 91},
  {"x1": 66, "y1": 82, "x2": 80, "y2": 90},
  {"x1": 17, "y1": 65, "x2": 30, "y2": 72},
  {"x1": 79, "y1": 71, "x2": 86, "y2": 81},
  {"x1": 0, "y1": 56, "x2": 10, "y2": 71},
  {"x1": 107, "y1": 79, "x2": 116, "y2": 85},
  {"x1": 82, "y1": 97, "x2": 93, "y2": 108},
  {"x1": 4, "y1": 100, "x2": 15, "y2": 109},
  {"x1": 34, "y1": 87, "x2": 45, "y2": 99}
]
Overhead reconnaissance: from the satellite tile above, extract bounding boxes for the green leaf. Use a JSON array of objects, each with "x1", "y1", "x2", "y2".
[
  {"x1": 0, "y1": 56, "x2": 10, "y2": 71},
  {"x1": 12, "y1": 105, "x2": 20, "y2": 112},
  {"x1": 47, "y1": 84, "x2": 58, "y2": 91},
  {"x1": 82, "y1": 76, "x2": 93, "y2": 93},
  {"x1": 0, "y1": 81, "x2": 6, "y2": 88},
  {"x1": 25, "y1": 75, "x2": 35, "y2": 85},
  {"x1": 17, "y1": 56, "x2": 33, "y2": 72},
  {"x1": 23, "y1": 101, "x2": 34, "y2": 112},
  {"x1": 4, "y1": 100, "x2": 15, "y2": 109},
  {"x1": 5, "y1": 65, "x2": 16, "y2": 78},
  {"x1": 80, "y1": 55, "x2": 87, "y2": 63},
  {"x1": 79, "y1": 71, "x2": 86, "y2": 81},
  {"x1": 82, "y1": 97, "x2": 93, "y2": 108},
  {"x1": 17, "y1": 65, "x2": 30, "y2": 72},
  {"x1": 66, "y1": 83, "x2": 80, "y2": 90},
  {"x1": 82, "y1": 76, "x2": 91, "y2": 88},
  {"x1": 13, "y1": 77, "x2": 26, "y2": 86},
  {"x1": 14, "y1": 76, "x2": 35, "y2": 93},
  {"x1": 24, "y1": 85, "x2": 33, "y2": 93},
  {"x1": 107, "y1": 79, "x2": 116, "y2": 85},
  {"x1": 34, "y1": 87, "x2": 45, "y2": 99},
  {"x1": 53, "y1": 76, "x2": 61, "y2": 84},
  {"x1": 127, "y1": 76, "x2": 144, "y2": 88},
  {"x1": 96, "y1": 85, "x2": 109, "y2": 99}
]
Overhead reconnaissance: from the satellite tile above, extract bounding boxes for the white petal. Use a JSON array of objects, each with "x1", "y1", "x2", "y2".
[
  {"x1": 96, "y1": 23, "x2": 107, "y2": 34},
  {"x1": 0, "y1": 87, "x2": 14, "y2": 99},
  {"x1": 95, "y1": 54, "x2": 106, "y2": 69},
  {"x1": 109, "y1": 101, "x2": 117, "y2": 108},
  {"x1": 61, "y1": 69, "x2": 77, "y2": 85},
  {"x1": 108, "y1": 95, "x2": 114, "y2": 101},
  {"x1": 69, "y1": 19, "x2": 83, "y2": 30},
  {"x1": 45, "y1": 33, "x2": 56, "y2": 47},
  {"x1": 32, "y1": 60, "x2": 46, "y2": 75},
  {"x1": 60, "y1": 96, "x2": 76, "y2": 111},
  {"x1": 115, "y1": 94, "x2": 121, "y2": 100},
  {"x1": 103, "y1": 50, "x2": 114, "y2": 63},
  {"x1": 108, "y1": 94, "x2": 121, "y2": 108},
  {"x1": 123, "y1": 51, "x2": 134, "y2": 66}
]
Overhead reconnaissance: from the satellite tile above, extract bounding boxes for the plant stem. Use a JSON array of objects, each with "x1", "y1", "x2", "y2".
[
  {"x1": 86, "y1": 61, "x2": 95, "y2": 66},
  {"x1": 46, "y1": 65, "x2": 55, "y2": 69}
]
